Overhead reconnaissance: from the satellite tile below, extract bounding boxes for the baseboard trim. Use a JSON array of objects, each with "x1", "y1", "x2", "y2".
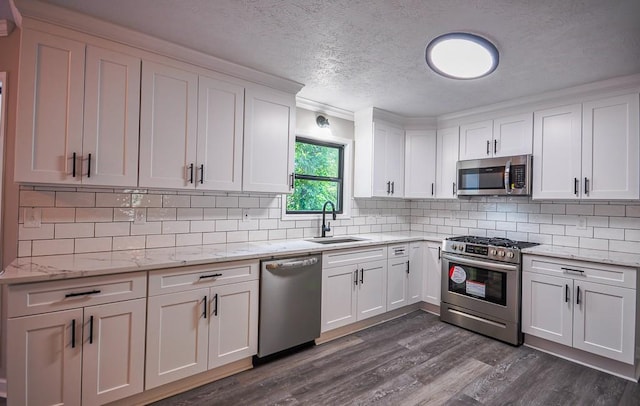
[
  {"x1": 525, "y1": 335, "x2": 638, "y2": 382},
  {"x1": 419, "y1": 301, "x2": 440, "y2": 316},
  {"x1": 104, "y1": 358, "x2": 253, "y2": 406},
  {"x1": 316, "y1": 303, "x2": 422, "y2": 345}
]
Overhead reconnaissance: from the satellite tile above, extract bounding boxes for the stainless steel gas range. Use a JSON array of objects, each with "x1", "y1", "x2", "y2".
[{"x1": 440, "y1": 236, "x2": 539, "y2": 345}]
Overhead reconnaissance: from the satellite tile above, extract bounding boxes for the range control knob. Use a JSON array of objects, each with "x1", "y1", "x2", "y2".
[
  {"x1": 490, "y1": 249, "x2": 497, "y2": 255},
  {"x1": 507, "y1": 252, "x2": 515, "y2": 258},
  {"x1": 498, "y1": 251, "x2": 506, "y2": 257}
]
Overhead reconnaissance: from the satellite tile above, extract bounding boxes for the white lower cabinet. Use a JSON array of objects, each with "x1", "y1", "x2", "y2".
[
  {"x1": 522, "y1": 255, "x2": 637, "y2": 364},
  {"x1": 6, "y1": 274, "x2": 147, "y2": 406},
  {"x1": 321, "y1": 246, "x2": 388, "y2": 332},
  {"x1": 145, "y1": 262, "x2": 259, "y2": 389},
  {"x1": 387, "y1": 243, "x2": 423, "y2": 311},
  {"x1": 423, "y1": 241, "x2": 442, "y2": 306}
]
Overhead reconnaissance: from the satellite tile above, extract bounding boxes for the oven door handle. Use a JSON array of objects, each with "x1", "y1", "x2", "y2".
[
  {"x1": 504, "y1": 159, "x2": 511, "y2": 194},
  {"x1": 441, "y1": 253, "x2": 519, "y2": 272}
]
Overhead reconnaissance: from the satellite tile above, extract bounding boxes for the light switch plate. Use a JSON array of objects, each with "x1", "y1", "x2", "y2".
[
  {"x1": 577, "y1": 216, "x2": 587, "y2": 230},
  {"x1": 24, "y1": 208, "x2": 42, "y2": 228},
  {"x1": 242, "y1": 209, "x2": 250, "y2": 222}
]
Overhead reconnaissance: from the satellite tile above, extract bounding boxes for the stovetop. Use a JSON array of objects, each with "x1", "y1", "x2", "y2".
[
  {"x1": 446, "y1": 236, "x2": 539, "y2": 250},
  {"x1": 443, "y1": 236, "x2": 540, "y2": 264}
]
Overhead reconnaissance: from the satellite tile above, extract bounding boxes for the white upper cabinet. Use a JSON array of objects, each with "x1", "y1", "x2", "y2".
[
  {"x1": 493, "y1": 113, "x2": 533, "y2": 157},
  {"x1": 459, "y1": 114, "x2": 532, "y2": 161},
  {"x1": 354, "y1": 109, "x2": 405, "y2": 198},
  {"x1": 533, "y1": 94, "x2": 639, "y2": 200},
  {"x1": 404, "y1": 130, "x2": 436, "y2": 198},
  {"x1": 243, "y1": 85, "x2": 295, "y2": 194},
  {"x1": 16, "y1": 30, "x2": 141, "y2": 187},
  {"x1": 15, "y1": 30, "x2": 86, "y2": 184},
  {"x1": 139, "y1": 60, "x2": 199, "y2": 189},
  {"x1": 581, "y1": 94, "x2": 639, "y2": 200},
  {"x1": 459, "y1": 120, "x2": 493, "y2": 160},
  {"x1": 83, "y1": 46, "x2": 141, "y2": 187},
  {"x1": 436, "y1": 126, "x2": 459, "y2": 198},
  {"x1": 197, "y1": 75, "x2": 245, "y2": 191},
  {"x1": 532, "y1": 104, "x2": 583, "y2": 199}
]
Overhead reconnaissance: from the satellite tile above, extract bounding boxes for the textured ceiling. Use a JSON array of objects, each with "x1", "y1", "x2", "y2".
[{"x1": 38, "y1": 0, "x2": 640, "y2": 117}]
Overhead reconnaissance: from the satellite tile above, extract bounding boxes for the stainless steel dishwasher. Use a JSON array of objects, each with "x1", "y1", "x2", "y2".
[{"x1": 257, "y1": 254, "x2": 322, "y2": 358}]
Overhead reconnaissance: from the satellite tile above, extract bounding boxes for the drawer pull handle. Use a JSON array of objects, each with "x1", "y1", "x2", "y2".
[
  {"x1": 565, "y1": 284, "x2": 569, "y2": 303},
  {"x1": 576, "y1": 286, "x2": 581, "y2": 305},
  {"x1": 360, "y1": 268, "x2": 364, "y2": 284},
  {"x1": 354, "y1": 270, "x2": 358, "y2": 286},
  {"x1": 406, "y1": 260, "x2": 410, "y2": 274},
  {"x1": 65, "y1": 289, "x2": 101, "y2": 298},
  {"x1": 199, "y1": 273, "x2": 223, "y2": 280},
  {"x1": 213, "y1": 293, "x2": 219, "y2": 316},
  {"x1": 71, "y1": 319, "x2": 76, "y2": 348},
  {"x1": 561, "y1": 267, "x2": 585, "y2": 275}
]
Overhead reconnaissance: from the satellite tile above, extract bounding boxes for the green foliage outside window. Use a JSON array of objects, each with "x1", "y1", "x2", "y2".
[{"x1": 286, "y1": 138, "x2": 343, "y2": 213}]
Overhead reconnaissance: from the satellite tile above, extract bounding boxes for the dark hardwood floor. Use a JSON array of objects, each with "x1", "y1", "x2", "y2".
[{"x1": 153, "y1": 311, "x2": 640, "y2": 405}]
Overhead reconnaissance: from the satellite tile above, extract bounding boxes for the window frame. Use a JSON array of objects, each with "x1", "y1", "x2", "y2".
[{"x1": 281, "y1": 131, "x2": 352, "y2": 221}]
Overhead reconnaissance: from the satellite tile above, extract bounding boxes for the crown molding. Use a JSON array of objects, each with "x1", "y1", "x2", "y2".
[
  {"x1": 14, "y1": 0, "x2": 304, "y2": 94},
  {"x1": 296, "y1": 97, "x2": 354, "y2": 121},
  {"x1": 0, "y1": 19, "x2": 15, "y2": 36},
  {"x1": 438, "y1": 73, "x2": 640, "y2": 123}
]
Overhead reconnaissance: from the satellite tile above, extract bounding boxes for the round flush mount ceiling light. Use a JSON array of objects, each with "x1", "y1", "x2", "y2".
[{"x1": 426, "y1": 32, "x2": 499, "y2": 79}]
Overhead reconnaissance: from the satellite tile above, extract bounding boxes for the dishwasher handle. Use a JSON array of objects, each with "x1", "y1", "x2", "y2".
[{"x1": 265, "y1": 256, "x2": 319, "y2": 270}]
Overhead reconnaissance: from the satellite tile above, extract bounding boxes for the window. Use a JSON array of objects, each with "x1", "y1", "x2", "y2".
[{"x1": 286, "y1": 137, "x2": 344, "y2": 214}]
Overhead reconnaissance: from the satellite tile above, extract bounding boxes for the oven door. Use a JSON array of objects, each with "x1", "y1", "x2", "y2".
[{"x1": 441, "y1": 253, "x2": 520, "y2": 323}]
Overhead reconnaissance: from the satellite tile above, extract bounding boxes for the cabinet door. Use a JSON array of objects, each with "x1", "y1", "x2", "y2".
[
  {"x1": 493, "y1": 113, "x2": 533, "y2": 157},
  {"x1": 7, "y1": 309, "x2": 83, "y2": 406},
  {"x1": 139, "y1": 60, "x2": 198, "y2": 189},
  {"x1": 15, "y1": 29, "x2": 85, "y2": 184},
  {"x1": 423, "y1": 242, "x2": 442, "y2": 306},
  {"x1": 82, "y1": 299, "x2": 146, "y2": 405},
  {"x1": 356, "y1": 259, "x2": 387, "y2": 320},
  {"x1": 582, "y1": 94, "x2": 640, "y2": 200},
  {"x1": 243, "y1": 85, "x2": 295, "y2": 193},
  {"x1": 145, "y1": 289, "x2": 209, "y2": 389},
  {"x1": 386, "y1": 258, "x2": 409, "y2": 311},
  {"x1": 521, "y1": 272, "x2": 572, "y2": 347},
  {"x1": 436, "y1": 126, "x2": 459, "y2": 198},
  {"x1": 208, "y1": 280, "x2": 258, "y2": 369},
  {"x1": 321, "y1": 265, "x2": 358, "y2": 332},
  {"x1": 408, "y1": 242, "x2": 424, "y2": 304},
  {"x1": 371, "y1": 122, "x2": 391, "y2": 197},
  {"x1": 405, "y1": 130, "x2": 437, "y2": 198},
  {"x1": 83, "y1": 46, "x2": 141, "y2": 187},
  {"x1": 386, "y1": 124, "x2": 405, "y2": 197},
  {"x1": 459, "y1": 120, "x2": 493, "y2": 160},
  {"x1": 573, "y1": 281, "x2": 636, "y2": 363},
  {"x1": 532, "y1": 104, "x2": 582, "y2": 199},
  {"x1": 197, "y1": 75, "x2": 244, "y2": 191}
]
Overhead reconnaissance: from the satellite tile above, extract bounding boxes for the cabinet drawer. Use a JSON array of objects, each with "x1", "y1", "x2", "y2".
[
  {"x1": 7, "y1": 272, "x2": 147, "y2": 317},
  {"x1": 322, "y1": 246, "x2": 387, "y2": 269},
  {"x1": 387, "y1": 244, "x2": 409, "y2": 258},
  {"x1": 523, "y1": 255, "x2": 636, "y2": 289},
  {"x1": 148, "y1": 260, "x2": 259, "y2": 296}
]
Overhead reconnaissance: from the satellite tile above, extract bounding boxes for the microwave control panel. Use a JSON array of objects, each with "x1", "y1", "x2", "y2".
[{"x1": 512, "y1": 165, "x2": 526, "y2": 189}]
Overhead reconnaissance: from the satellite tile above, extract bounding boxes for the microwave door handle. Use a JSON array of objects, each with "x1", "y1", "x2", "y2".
[{"x1": 504, "y1": 160, "x2": 511, "y2": 194}]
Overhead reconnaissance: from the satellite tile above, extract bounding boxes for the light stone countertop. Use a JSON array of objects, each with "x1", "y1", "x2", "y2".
[
  {"x1": 0, "y1": 232, "x2": 449, "y2": 284},
  {"x1": 522, "y1": 244, "x2": 640, "y2": 268}
]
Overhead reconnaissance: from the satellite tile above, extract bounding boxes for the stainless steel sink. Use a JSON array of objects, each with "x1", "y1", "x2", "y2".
[{"x1": 306, "y1": 237, "x2": 368, "y2": 244}]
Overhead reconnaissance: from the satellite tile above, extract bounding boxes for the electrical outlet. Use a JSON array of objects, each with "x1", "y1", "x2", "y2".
[
  {"x1": 24, "y1": 208, "x2": 42, "y2": 228},
  {"x1": 134, "y1": 208, "x2": 146, "y2": 225},
  {"x1": 577, "y1": 216, "x2": 587, "y2": 230},
  {"x1": 242, "y1": 209, "x2": 250, "y2": 222}
]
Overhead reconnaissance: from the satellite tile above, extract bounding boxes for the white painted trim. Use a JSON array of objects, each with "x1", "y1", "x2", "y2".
[
  {"x1": 0, "y1": 19, "x2": 15, "y2": 36},
  {"x1": 404, "y1": 116, "x2": 437, "y2": 130},
  {"x1": 281, "y1": 132, "x2": 353, "y2": 225},
  {"x1": 438, "y1": 73, "x2": 640, "y2": 124},
  {"x1": 13, "y1": 0, "x2": 304, "y2": 94},
  {"x1": 0, "y1": 72, "x2": 6, "y2": 270},
  {"x1": 296, "y1": 97, "x2": 354, "y2": 121}
]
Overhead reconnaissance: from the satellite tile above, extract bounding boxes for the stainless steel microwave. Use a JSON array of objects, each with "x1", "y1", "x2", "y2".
[{"x1": 456, "y1": 155, "x2": 532, "y2": 196}]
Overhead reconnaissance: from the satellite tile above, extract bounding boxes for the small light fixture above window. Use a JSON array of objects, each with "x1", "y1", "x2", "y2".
[
  {"x1": 316, "y1": 115, "x2": 330, "y2": 128},
  {"x1": 426, "y1": 32, "x2": 499, "y2": 80}
]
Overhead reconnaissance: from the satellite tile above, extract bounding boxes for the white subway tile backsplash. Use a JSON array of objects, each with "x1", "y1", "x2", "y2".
[
  {"x1": 579, "y1": 237, "x2": 608, "y2": 250},
  {"x1": 147, "y1": 208, "x2": 177, "y2": 221},
  {"x1": 176, "y1": 233, "x2": 202, "y2": 246},
  {"x1": 594, "y1": 227, "x2": 624, "y2": 240},
  {"x1": 32, "y1": 239, "x2": 74, "y2": 256},
  {"x1": 566, "y1": 204, "x2": 594, "y2": 215},
  {"x1": 216, "y1": 196, "x2": 239, "y2": 208},
  {"x1": 553, "y1": 235, "x2": 579, "y2": 247},
  {"x1": 625, "y1": 205, "x2": 640, "y2": 217},
  {"x1": 541, "y1": 204, "x2": 565, "y2": 214},
  {"x1": 216, "y1": 220, "x2": 238, "y2": 232},
  {"x1": 609, "y1": 240, "x2": 640, "y2": 254},
  {"x1": 96, "y1": 193, "x2": 131, "y2": 208},
  {"x1": 203, "y1": 208, "x2": 228, "y2": 220},
  {"x1": 177, "y1": 208, "x2": 204, "y2": 220},
  {"x1": 114, "y1": 208, "x2": 136, "y2": 222},
  {"x1": 131, "y1": 194, "x2": 162, "y2": 208},
  {"x1": 55, "y1": 223, "x2": 94, "y2": 239},
  {"x1": 95, "y1": 222, "x2": 130, "y2": 237},
  {"x1": 41, "y1": 208, "x2": 76, "y2": 223},
  {"x1": 595, "y1": 204, "x2": 626, "y2": 217},
  {"x1": 146, "y1": 234, "x2": 176, "y2": 248},
  {"x1": 190, "y1": 221, "x2": 215, "y2": 233},
  {"x1": 75, "y1": 237, "x2": 112, "y2": 253},
  {"x1": 190, "y1": 196, "x2": 216, "y2": 208},
  {"x1": 76, "y1": 208, "x2": 113, "y2": 222},
  {"x1": 21, "y1": 191, "x2": 55, "y2": 207},
  {"x1": 19, "y1": 223, "x2": 55, "y2": 240},
  {"x1": 517, "y1": 223, "x2": 540, "y2": 233},
  {"x1": 113, "y1": 236, "x2": 146, "y2": 251},
  {"x1": 130, "y1": 222, "x2": 162, "y2": 236},
  {"x1": 56, "y1": 192, "x2": 95, "y2": 207},
  {"x1": 18, "y1": 241, "x2": 32, "y2": 257},
  {"x1": 162, "y1": 221, "x2": 190, "y2": 234},
  {"x1": 203, "y1": 232, "x2": 226, "y2": 244},
  {"x1": 162, "y1": 195, "x2": 191, "y2": 208},
  {"x1": 227, "y1": 231, "x2": 249, "y2": 243}
]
